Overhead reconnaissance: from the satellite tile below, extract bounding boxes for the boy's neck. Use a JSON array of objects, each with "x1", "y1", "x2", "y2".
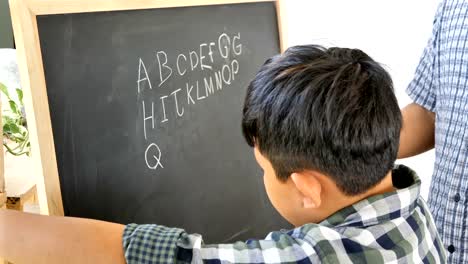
[
  {"x1": 313, "y1": 171, "x2": 395, "y2": 224},
  {"x1": 361, "y1": 171, "x2": 396, "y2": 197}
]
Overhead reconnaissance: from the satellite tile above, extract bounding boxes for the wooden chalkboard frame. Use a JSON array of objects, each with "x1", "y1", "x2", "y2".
[{"x1": 9, "y1": 0, "x2": 287, "y2": 216}]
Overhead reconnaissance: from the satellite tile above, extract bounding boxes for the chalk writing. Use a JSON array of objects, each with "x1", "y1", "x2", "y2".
[
  {"x1": 137, "y1": 58, "x2": 152, "y2": 93},
  {"x1": 156, "y1": 51, "x2": 173, "y2": 87},
  {"x1": 145, "y1": 143, "x2": 164, "y2": 169},
  {"x1": 176, "y1": 54, "x2": 187, "y2": 76},
  {"x1": 142, "y1": 100, "x2": 154, "y2": 140},
  {"x1": 136, "y1": 32, "x2": 243, "y2": 171}
]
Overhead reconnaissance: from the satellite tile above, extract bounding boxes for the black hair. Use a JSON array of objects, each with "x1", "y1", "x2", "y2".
[{"x1": 242, "y1": 45, "x2": 402, "y2": 196}]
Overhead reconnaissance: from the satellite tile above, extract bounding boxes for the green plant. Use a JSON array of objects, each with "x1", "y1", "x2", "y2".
[{"x1": 0, "y1": 82, "x2": 30, "y2": 156}]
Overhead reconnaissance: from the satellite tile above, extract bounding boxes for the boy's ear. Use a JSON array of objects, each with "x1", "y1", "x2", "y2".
[{"x1": 291, "y1": 172, "x2": 322, "y2": 209}]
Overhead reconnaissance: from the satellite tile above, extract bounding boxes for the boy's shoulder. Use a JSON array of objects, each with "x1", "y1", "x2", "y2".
[
  {"x1": 289, "y1": 164, "x2": 446, "y2": 263},
  {"x1": 259, "y1": 166, "x2": 445, "y2": 263}
]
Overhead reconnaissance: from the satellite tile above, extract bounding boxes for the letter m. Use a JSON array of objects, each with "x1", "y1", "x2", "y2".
[{"x1": 204, "y1": 76, "x2": 215, "y2": 96}]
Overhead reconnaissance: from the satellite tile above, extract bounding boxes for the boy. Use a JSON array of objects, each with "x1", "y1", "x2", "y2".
[{"x1": 0, "y1": 45, "x2": 445, "y2": 263}]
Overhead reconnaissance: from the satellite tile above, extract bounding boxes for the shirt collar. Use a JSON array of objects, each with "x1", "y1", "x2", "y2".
[{"x1": 319, "y1": 164, "x2": 421, "y2": 228}]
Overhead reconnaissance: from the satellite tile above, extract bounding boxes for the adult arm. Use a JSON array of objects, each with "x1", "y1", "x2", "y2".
[
  {"x1": 398, "y1": 102, "x2": 435, "y2": 159},
  {"x1": 399, "y1": 2, "x2": 444, "y2": 160},
  {"x1": 0, "y1": 209, "x2": 126, "y2": 264}
]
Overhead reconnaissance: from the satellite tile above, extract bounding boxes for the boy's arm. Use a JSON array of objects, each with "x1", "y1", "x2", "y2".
[
  {"x1": 398, "y1": 102, "x2": 436, "y2": 159},
  {"x1": 0, "y1": 209, "x2": 126, "y2": 264},
  {"x1": 124, "y1": 223, "x2": 319, "y2": 263},
  {"x1": 0, "y1": 210, "x2": 317, "y2": 263}
]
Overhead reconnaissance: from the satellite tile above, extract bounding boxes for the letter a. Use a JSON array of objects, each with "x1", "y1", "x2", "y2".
[{"x1": 137, "y1": 58, "x2": 152, "y2": 93}]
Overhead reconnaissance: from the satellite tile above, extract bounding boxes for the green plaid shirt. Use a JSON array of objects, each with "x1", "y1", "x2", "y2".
[{"x1": 123, "y1": 165, "x2": 446, "y2": 263}]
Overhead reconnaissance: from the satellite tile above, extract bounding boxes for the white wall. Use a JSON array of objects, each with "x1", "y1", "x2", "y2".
[{"x1": 282, "y1": 0, "x2": 441, "y2": 199}]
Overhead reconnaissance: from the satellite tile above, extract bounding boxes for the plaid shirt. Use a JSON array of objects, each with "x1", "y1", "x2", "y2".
[
  {"x1": 123, "y1": 165, "x2": 445, "y2": 263},
  {"x1": 407, "y1": 0, "x2": 468, "y2": 262}
]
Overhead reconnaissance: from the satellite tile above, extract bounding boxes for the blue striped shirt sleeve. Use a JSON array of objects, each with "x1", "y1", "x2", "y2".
[{"x1": 406, "y1": 2, "x2": 444, "y2": 112}]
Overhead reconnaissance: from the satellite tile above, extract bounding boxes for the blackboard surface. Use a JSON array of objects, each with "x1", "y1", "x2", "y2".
[{"x1": 37, "y1": 2, "x2": 289, "y2": 242}]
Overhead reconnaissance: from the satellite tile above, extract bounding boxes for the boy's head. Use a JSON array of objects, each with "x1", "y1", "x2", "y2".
[{"x1": 242, "y1": 45, "x2": 402, "y2": 225}]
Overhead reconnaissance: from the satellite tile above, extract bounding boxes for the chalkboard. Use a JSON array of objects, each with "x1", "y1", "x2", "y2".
[{"x1": 33, "y1": 1, "x2": 289, "y2": 242}]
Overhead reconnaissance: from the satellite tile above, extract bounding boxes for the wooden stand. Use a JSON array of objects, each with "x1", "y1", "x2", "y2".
[
  {"x1": 4, "y1": 153, "x2": 37, "y2": 211},
  {"x1": 0, "y1": 94, "x2": 4, "y2": 208},
  {"x1": 5, "y1": 186, "x2": 37, "y2": 211},
  {"x1": 0, "y1": 192, "x2": 5, "y2": 208},
  {"x1": 0, "y1": 85, "x2": 7, "y2": 264}
]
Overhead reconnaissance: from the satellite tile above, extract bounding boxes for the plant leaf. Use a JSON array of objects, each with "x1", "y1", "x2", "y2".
[
  {"x1": 16, "y1": 88, "x2": 24, "y2": 105},
  {"x1": 3, "y1": 123, "x2": 12, "y2": 134},
  {"x1": 3, "y1": 115, "x2": 15, "y2": 125},
  {"x1": 1, "y1": 84, "x2": 30, "y2": 157},
  {"x1": 8, "y1": 122, "x2": 21, "y2": 134},
  {"x1": 0, "y1": 82, "x2": 11, "y2": 100},
  {"x1": 9, "y1": 100, "x2": 19, "y2": 114}
]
